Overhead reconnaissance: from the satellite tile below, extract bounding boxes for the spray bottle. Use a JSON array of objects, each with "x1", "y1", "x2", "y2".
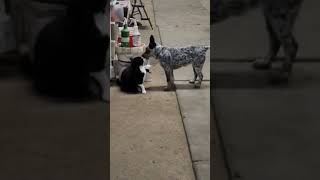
[
  {"x1": 121, "y1": 18, "x2": 130, "y2": 47},
  {"x1": 131, "y1": 18, "x2": 141, "y2": 47}
]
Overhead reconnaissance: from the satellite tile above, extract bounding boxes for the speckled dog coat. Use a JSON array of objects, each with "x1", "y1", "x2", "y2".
[
  {"x1": 213, "y1": 0, "x2": 303, "y2": 77},
  {"x1": 142, "y1": 35, "x2": 209, "y2": 90}
]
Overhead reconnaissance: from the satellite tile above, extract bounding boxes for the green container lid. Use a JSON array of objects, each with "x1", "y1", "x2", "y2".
[{"x1": 121, "y1": 24, "x2": 130, "y2": 38}]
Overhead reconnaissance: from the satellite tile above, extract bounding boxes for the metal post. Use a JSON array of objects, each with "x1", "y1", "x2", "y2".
[{"x1": 130, "y1": 0, "x2": 153, "y2": 29}]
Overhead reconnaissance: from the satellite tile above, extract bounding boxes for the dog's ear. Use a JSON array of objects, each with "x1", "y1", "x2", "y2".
[
  {"x1": 149, "y1": 35, "x2": 156, "y2": 49},
  {"x1": 150, "y1": 35, "x2": 155, "y2": 43}
]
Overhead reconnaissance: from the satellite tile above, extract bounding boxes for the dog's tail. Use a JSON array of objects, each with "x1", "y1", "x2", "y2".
[
  {"x1": 203, "y1": 46, "x2": 210, "y2": 50},
  {"x1": 201, "y1": 46, "x2": 210, "y2": 54}
]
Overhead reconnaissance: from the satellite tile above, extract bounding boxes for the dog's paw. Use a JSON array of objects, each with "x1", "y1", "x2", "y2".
[
  {"x1": 194, "y1": 83, "x2": 201, "y2": 89},
  {"x1": 164, "y1": 86, "x2": 176, "y2": 91},
  {"x1": 142, "y1": 90, "x2": 147, "y2": 94},
  {"x1": 252, "y1": 58, "x2": 271, "y2": 70}
]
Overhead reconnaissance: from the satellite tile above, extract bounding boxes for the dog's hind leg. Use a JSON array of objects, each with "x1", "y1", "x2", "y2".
[
  {"x1": 194, "y1": 69, "x2": 203, "y2": 88},
  {"x1": 194, "y1": 59, "x2": 205, "y2": 88},
  {"x1": 266, "y1": 1, "x2": 302, "y2": 79},
  {"x1": 253, "y1": 5, "x2": 281, "y2": 70},
  {"x1": 189, "y1": 65, "x2": 198, "y2": 84}
]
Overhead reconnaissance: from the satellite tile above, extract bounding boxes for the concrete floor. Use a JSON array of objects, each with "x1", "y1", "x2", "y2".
[
  {"x1": 212, "y1": 0, "x2": 320, "y2": 179},
  {"x1": 152, "y1": 0, "x2": 211, "y2": 179},
  {"x1": 110, "y1": 0, "x2": 195, "y2": 179},
  {"x1": 0, "y1": 59, "x2": 108, "y2": 180},
  {"x1": 110, "y1": 65, "x2": 195, "y2": 180}
]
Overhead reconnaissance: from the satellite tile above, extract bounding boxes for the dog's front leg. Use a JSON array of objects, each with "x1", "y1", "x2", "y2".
[
  {"x1": 164, "y1": 68, "x2": 176, "y2": 91},
  {"x1": 253, "y1": 8, "x2": 281, "y2": 70},
  {"x1": 169, "y1": 69, "x2": 176, "y2": 90},
  {"x1": 164, "y1": 68, "x2": 175, "y2": 91},
  {"x1": 164, "y1": 69, "x2": 171, "y2": 90}
]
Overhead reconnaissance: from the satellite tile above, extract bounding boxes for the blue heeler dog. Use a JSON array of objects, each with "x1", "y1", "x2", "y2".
[
  {"x1": 142, "y1": 35, "x2": 209, "y2": 91},
  {"x1": 213, "y1": 0, "x2": 303, "y2": 80}
]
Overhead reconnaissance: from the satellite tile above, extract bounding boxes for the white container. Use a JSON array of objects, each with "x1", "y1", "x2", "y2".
[
  {"x1": 115, "y1": 43, "x2": 146, "y2": 56},
  {"x1": 110, "y1": 65, "x2": 116, "y2": 80},
  {"x1": 110, "y1": 22, "x2": 118, "y2": 41},
  {"x1": 112, "y1": 3, "x2": 125, "y2": 23},
  {"x1": 132, "y1": 19, "x2": 141, "y2": 47},
  {"x1": 116, "y1": 59, "x2": 131, "y2": 79}
]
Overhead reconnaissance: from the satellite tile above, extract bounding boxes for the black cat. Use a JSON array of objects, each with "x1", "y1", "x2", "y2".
[
  {"x1": 33, "y1": 0, "x2": 109, "y2": 100},
  {"x1": 117, "y1": 57, "x2": 149, "y2": 94},
  {"x1": 212, "y1": 0, "x2": 303, "y2": 79}
]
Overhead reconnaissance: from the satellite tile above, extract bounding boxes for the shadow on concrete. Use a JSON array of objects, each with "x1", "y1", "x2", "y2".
[
  {"x1": 212, "y1": 61, "x2": 320, "y2": 179},
  {"x1": 146, "y1": 83, "x2": 210, "y2": 91},
  {"x1": 213, "y1": 58, "x2": 320, "y2": 89},
  {"x1": 0, "y1": 53, "x2": 109, "y2": 180}
]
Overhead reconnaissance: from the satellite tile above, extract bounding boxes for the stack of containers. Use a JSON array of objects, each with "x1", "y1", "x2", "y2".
[{"x1": 115, "y1": 18, "x2": 146, "y2": 79}]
